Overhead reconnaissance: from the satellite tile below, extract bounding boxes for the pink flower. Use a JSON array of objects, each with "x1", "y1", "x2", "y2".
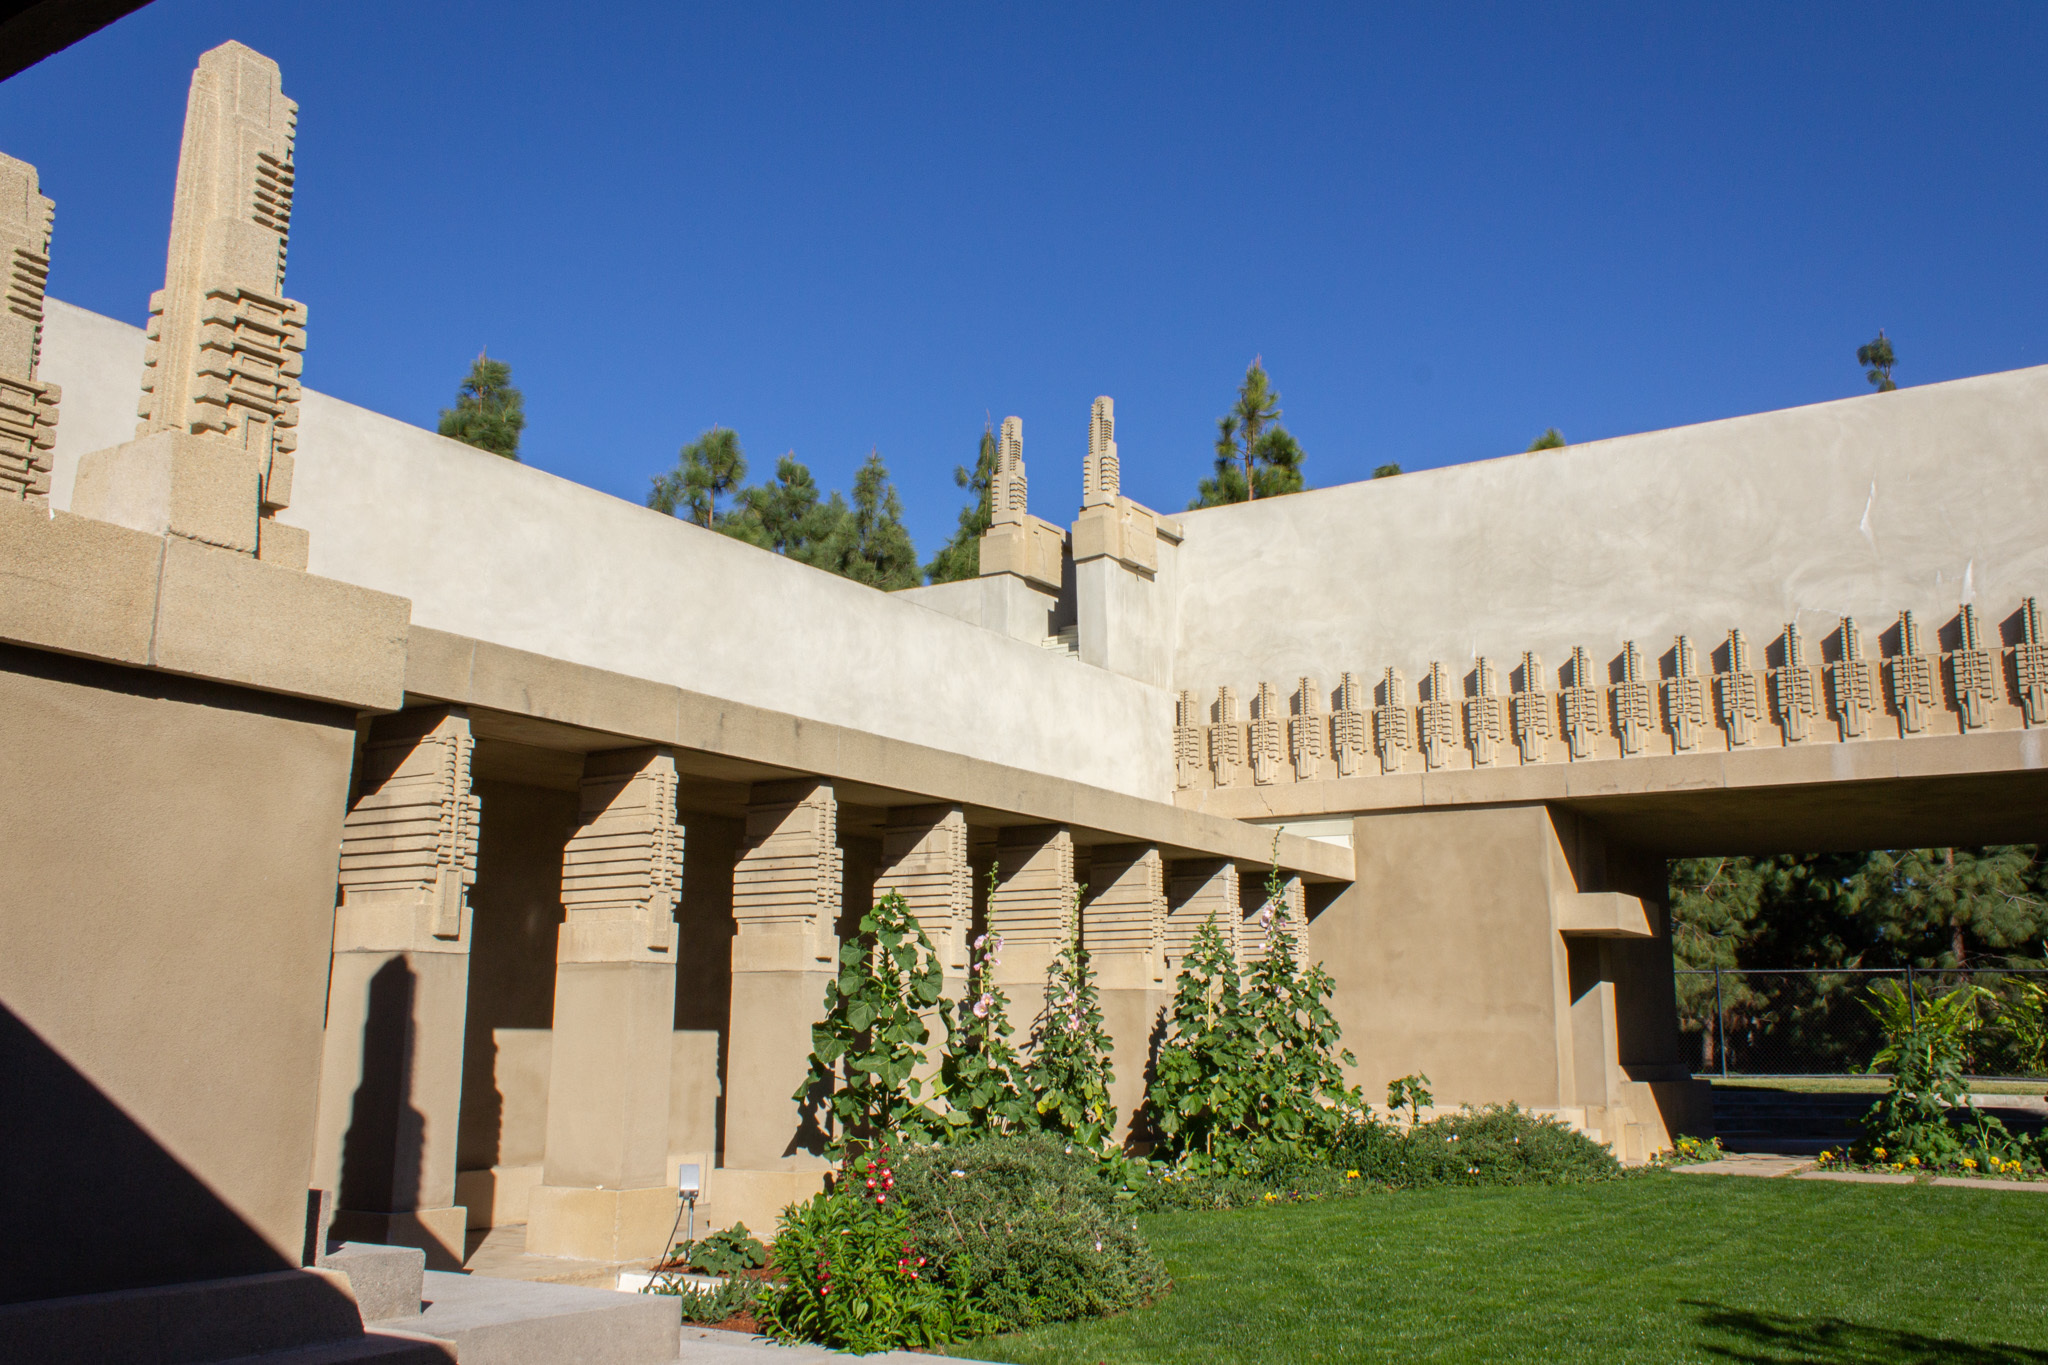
[{"x1": 974, "y1": 995, "x2": 990, "y2": 1019}]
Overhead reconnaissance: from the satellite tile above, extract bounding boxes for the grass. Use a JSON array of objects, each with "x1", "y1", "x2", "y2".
[{"x1": 950, "y1": 1172, "x2": 2048, "y2": 1364}]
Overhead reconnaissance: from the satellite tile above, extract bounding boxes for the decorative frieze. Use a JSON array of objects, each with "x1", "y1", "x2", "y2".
[
  {"x1": 1209, "y1": 685, "x2": 1242, "y2": 786},
  {"x1": 1513, "y1": 652, "x2": 1550, "y2": 764},
  {"x1": 1172, "y1": 594, "x2": 2043, "y2": 791},
  {"x1": 1332, "y1": 673, "x2": 1367, "y2": 777},
  {"x1": 1615, "y1": 642, "x2": 1653, "y2": 756},
  {"x1": 1562, "y1": 647, "x2": 1601, "y2": 760},
  {"x1": 1664, "y1": 635, "x2": 1706, "y2": 751},
  {"x1": 1890, "y1": 611, "x2": 1934, "y2": 735},
  {"x1": 1948, "y1": 602, "x2": 1995, "y2": 730},
  {"x1": 1466, "y1": 657, "x2": 1504, "y2": 767},
  {"x1": 1717, "y1": 629, "x2": 1761, "y2": 747},
  {"x1": 1174, "y1": 690, "x2": 1204, "y2": 790},
  {"x1": 2019, "y1": 598, "x2": 2048, "y2": 727},
  {"x1": 1829, "y1": 617, "x2": 1877, "y2": 740},
  {"x1": 1770, "y1": 622, "x2": 1819, "y2": 742},
  {"x1": 0, "y1": 153, "x2": 59, "y2": 504},
  {"x1": 1290, "y1": 676, "x2": 1325, "y2": 780},
  {"x1": 1419, "y1": 662, "x2": 1456, "y2": 770},
  {"x1": 560, "y1": 748, "x2": 684, "y2": 962},
  {"x1": 1250, "y1": 681, "x2": 1282, "y2": 785},
  {"x1": 1373, "y1": 668, "x2": 1411, "y2": 774}
]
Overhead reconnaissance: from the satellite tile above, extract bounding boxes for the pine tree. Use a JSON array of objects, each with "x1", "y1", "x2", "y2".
[
  {"x1": 1191, "y1": 358, "x2": 1305, "y2": 507},
  {"x1": 1527, "y1": 428, "x2": 1565, "y2": 451},
  {"x1": 814, "y1": 449, "x2": 920, "y2": 590},
  {"x1": 438, "y1": 351, "x2": 525, "y2": 460},
  {"x1": 724, "y1": 453, "x2": 843, "y2": 562},
  {"x1": 923, "y1": 424, "x2": 998, "y2": 584},
  {"x1": 1849, "y1": 847, "x2": 2044, "y2": 969},
  {"x1": 648, "y1": 426, "x2": 747, "y2": 528},
  {"x1": 1024, "y1": 888, "x2": 1119, "y2": 1153},
  {"x1": 1858, "y1": 330, "x2": 1898, "y2": 392}
]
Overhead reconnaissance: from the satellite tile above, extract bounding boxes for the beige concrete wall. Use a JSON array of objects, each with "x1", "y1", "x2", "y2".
[
  {"x1": 39, "y1": 299, "x2": 1176, "y2": 802},
  {"x1": 1172, "y1": 366, "x2": 2048, "y2": 699},
  {"x1": 1314, "y1": 806, "x2": 1573, "y2": 1110},
  {"x1": 0, "y1": 645, "x2": 358, "y2": 1300}
]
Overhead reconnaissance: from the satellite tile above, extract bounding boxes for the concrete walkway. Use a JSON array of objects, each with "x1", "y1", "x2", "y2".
[
  {"x1": 1674, "y1": 1155, "x2": 2047, "y2": 1191},
  {"x1": 677, "y1": 1325, "x2": 1003, "y2": 1363}
]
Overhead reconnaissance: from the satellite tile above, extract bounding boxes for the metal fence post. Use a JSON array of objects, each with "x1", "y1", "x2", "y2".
[
  {"x1": 1716, "y1": 966, "x2": 1727, "y2": 1079},
  {"x1": 1906, "y1": 963, "x2": 1917, "y2": 1029}
]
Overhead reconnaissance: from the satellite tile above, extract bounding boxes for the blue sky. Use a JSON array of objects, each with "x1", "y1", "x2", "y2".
[{"x1": 5, "y1": 4, "x2": 2046, "y2": 565}]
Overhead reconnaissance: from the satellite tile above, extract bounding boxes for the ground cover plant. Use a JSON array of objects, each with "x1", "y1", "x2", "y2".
[{"x1": 950, "y1": 1173, "x2": 2048, "y2": 1364}]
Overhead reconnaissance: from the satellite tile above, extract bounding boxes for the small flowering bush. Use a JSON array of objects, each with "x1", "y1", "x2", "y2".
[
  {"x1": 1024, "y1": 901, "x2": 1120, "y2": 1153},
  {"x1": 755, "y1": 1146, "x2": 995, "y2": 1352},
  {"x1": 892, "y1": 1134, "x2": 1165, "y2": 1330},
  {"x1": 1649, "y1": 1134, "x2": 1726, "y2": 1167},
  {"x1": 1329, "y1": 1104, "x2": 1624, "y2": 1188}
]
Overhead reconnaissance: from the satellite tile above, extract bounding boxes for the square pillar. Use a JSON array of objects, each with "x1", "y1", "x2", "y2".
[
  {"x1": 875, "y1": 804, "x2": 972, "y2": 988},
  {"x1": 722, "y1": 778, "x2": 841, "y2": 1171},
  {"x1": 988, "y1": 825, "x2": 1076, "y2": 1026},
  {"x1": 1083, "y1": 844, "x2": 1168, "y2": 1148},
  {"x1": 1165, "y1": 858, "x2": 1240, "y2": 969},
  {"x1": 312, "y1": 707, "x2": 480, "y2": 1269},
  {"x1": 526, "y1": 748, "x2": 682, "y2": 1261}
]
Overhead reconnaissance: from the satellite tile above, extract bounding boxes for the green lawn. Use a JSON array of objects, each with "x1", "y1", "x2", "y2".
[{"x1": 951, "y1": 1173, "x2": 2048, "y2": 1364}]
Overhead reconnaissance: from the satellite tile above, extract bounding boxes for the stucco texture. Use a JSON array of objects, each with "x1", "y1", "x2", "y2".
[
  {"x1": 1172, "y1": 367, "x2": 2048, "y2": 696},
  {"x1": 0, "y1": 646, "x2": 358, "y2": 1300},
  {"x1": 39, "y1": 300, "x2": 1174, "y2": 802}
]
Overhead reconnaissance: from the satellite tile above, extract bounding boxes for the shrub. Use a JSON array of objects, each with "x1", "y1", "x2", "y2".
[
  {"x1": 1330, "y1": 1105, "x2": 1623, "y2": 1188},
  {"x1": 755, "y1": 1147, "x2": 994, "y2": 1352},
  {"x1": 891, "y1": 1134, "x2": 1166, "y2": 1331},
  {"x1": 669, "y1": 1222, "x2": 766, "y2": 1275},
  {"x1": 644, "y1": 1273, "x2": 761, "y2": 1323}
]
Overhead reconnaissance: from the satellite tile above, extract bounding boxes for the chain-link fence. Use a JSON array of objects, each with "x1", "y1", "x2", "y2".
[{"x1": 1676, "y1": 967, "x2": 2048, "y2": 1078}]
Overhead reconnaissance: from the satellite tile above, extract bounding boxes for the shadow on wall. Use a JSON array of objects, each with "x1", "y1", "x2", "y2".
[
  {"x1": 338, "y1": 958, "x2": 427, "y2": 1222},
  {"x1": 1685, "y1": 1301, "x2": 2048, "y2": 1364},
  {"x1": 0, "y1": 1000, "x2": 295, "y2": 1303}
]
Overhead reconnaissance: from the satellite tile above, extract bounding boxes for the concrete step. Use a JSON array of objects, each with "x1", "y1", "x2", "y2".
[{"x1": 376, "y1": 1270, "x2": 679, "y2": 1365}]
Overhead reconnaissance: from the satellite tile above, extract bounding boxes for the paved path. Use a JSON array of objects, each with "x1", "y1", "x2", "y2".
[
  {"x1": 1674, "y1": 1155, "x2": 2046, "y2": 1191},
  {"x1": 677, "y1": 1325, "x2": 1003, "y2": 1362}
]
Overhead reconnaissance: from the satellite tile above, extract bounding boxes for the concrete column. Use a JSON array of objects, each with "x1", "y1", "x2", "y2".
[
  {"x1": 1165, "y1": 858, "x2": 1240, "y2": 968},
  {"x1": 312, "y1": 707, "x2": 481, "y2": 1269},
  {"x1": 874, "y1": 804, "x2": 972, "y2": 990},
  {"x1": 526, "y1": 747, "x2": 682, "y2": 1261},
  {"x1": 722, "y1": 778, "x2": 840, "y2": 1172},
  {"x1": 1083, "y1": 844, "x2": 1169, "y2": 1148},
  {"x1": 988, "y1": 825, "x2": 1076, "y2": 1027}
]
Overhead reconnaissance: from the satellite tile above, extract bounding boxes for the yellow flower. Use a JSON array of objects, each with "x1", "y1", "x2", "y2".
[
  {"x1": 1891, "y1": 1163, "x2": 1904, "y2": 1172},
  {"x1": 1873, "y1": 1147, "x2": 1887, "y2": 1160},
  {"x1": 1964, "y1": 1158, "x2": 1978, "y2": 1170},
  {"x1": 1906, "y1": 1155, "x2": 1920, "y2": 1166},
  {"x1": 1345, "y1": 1170, "x2": 1360, "y2": 1180}
]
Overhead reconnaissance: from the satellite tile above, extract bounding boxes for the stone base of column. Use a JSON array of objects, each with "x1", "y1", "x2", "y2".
[
  {"x1": 328, "y1": 1205, "x2": 468, "y2": 1271},
  {"x1": 525, "y1": 1184, "x2": 677, "y2": 1262}
]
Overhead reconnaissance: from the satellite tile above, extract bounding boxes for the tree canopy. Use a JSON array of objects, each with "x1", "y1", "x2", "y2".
[
  {"x1": 1858, "y1": 330, "x2": 1898, "y2": 392},
  {"x1": 1191, "y1": 358, "x2": 1305, "y2": 508},
  {"x1": 924, "y1": 424, "x2": 998, "y2": 584},
  {"x1": 1670, "y1": 847, "x2": 2048, "y2": 973},
  {"x1": 1528, "y1": 428, "x2": 1565, "y2": 451},
  {"x1": 438, "y1": 352, "x2": 525, "y2": 460},
  {"x1": 650, "y1": 433, "x2": 921, "y2": 591}
]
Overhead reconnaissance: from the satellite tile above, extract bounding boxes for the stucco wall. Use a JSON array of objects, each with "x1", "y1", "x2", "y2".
[
  {"x1": 1172, "y1": 367, "x2": 2048, "y2": 696},
  {"x1": 40, "y1": 300, "x2": 1175, "y2": 801}
]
